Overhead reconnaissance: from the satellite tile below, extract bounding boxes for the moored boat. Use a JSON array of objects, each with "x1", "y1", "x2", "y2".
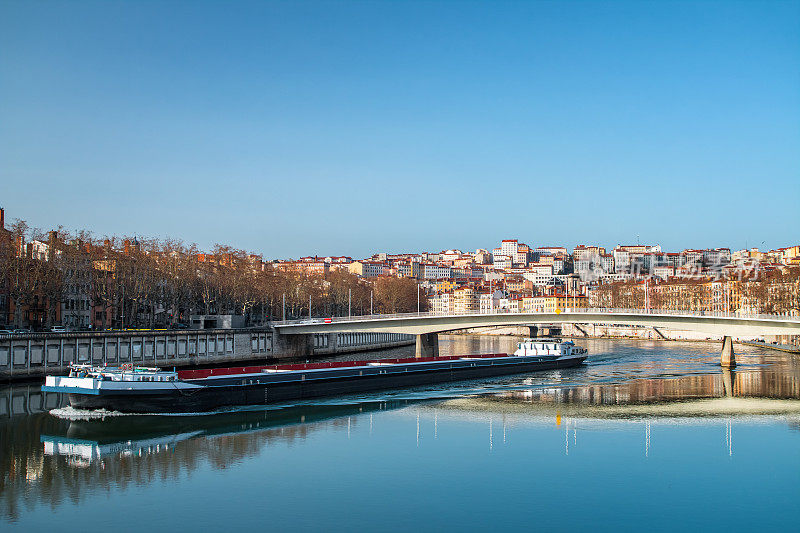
[{"x1": 43, "y1": 342, "x2": 588, "y2": 413}]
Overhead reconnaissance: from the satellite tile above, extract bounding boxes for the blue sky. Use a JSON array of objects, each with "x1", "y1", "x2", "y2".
[{"x1": 1, "y1": 0, "x2": 798, "y2": 258}]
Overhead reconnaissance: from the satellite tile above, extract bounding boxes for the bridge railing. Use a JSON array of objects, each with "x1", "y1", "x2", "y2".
[{"x1": 274, "y1": 307, "x2": 800, "y2": 326}]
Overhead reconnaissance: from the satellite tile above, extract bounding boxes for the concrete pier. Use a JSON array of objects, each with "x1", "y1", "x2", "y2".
[
  {"x1": 721, "y1": 336, "x2": 736, "y2": 368},
  {"x1": 721, "y1": 368, "x2": 735, "y2": 397},
  {"x1": 415, "y1": 333, "x2": 439, "y2": 358}
]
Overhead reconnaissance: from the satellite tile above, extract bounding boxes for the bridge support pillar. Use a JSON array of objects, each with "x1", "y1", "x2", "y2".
[
  {"x1": 721, "y1": 368, "x2": 735, "y2": 397},
  {"x1": 415, "y1": 333, "x2": 439, "y2": 358},
  {"x1": 721, "y1": 336, "x2": 736, "y2": 368},
  {"x1": 528, "y1": 326, "x2": 538, "y2": 338}
]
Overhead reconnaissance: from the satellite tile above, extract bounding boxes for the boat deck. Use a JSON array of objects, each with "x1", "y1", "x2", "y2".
[{"x1": 176, "y1": 353, "x2": 511, "y2": 380}]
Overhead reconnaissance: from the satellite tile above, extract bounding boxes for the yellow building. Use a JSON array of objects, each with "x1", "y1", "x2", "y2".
[
  {"x1": 453, "y1": 287, "x2": 479, "y2": 313},
  {"x1": 436, "y1": 279, "x2": 459, "y2": 293},
  {"x1": 507, "y1": 298, "x2": 523, "y2": 313},
  {"x1": 523, "y1": 294, "x2": 588, "y2": 313}
]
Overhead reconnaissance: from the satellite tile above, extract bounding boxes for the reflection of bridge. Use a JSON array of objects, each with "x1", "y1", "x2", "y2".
[{"x1": 275, "y1": 308, "x2": 800, "y2": 365}]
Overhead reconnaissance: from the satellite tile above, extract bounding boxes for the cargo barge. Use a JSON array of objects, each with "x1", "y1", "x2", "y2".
[{"x1": 42, "y1": 339, "x2": 588, "y2": 413}]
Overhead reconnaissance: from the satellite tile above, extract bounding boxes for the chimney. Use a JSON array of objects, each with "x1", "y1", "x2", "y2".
[{"x1": 0, "y1": 207, "x2": 4, "y2": 230}]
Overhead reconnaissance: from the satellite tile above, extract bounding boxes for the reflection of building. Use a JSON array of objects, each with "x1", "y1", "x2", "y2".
[{"x1": 492, "y1": 366, "x2": 800, "y2": 407}]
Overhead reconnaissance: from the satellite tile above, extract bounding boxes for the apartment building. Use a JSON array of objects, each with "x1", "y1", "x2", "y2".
[
  {"x1": 430, "y1": 292, "x2": 453, "y2": 315},
  {"x1": 479, "y1": 290, "x2": 505, "y2": 313},
  {"x1": 653, "y1": 265, "x2": 676, "y2": 279},
  {"x1": 703, "y1": 248, "x2": 732, "y2": 266},
  {"x1": 504, "y1": 276, "x2": 526, "y2": 293},
  {"x1": 349, "y1": 261, "x2": 388, "y2": 278},
  {"x1": 422, "y1": 264, "x2": 452, "y2": 279},
  {"x1": 500, "y1": 239, "x2": 519, "y2": 257},
  {"x1": 524, "y1": 294, "x2": 589, "y2": 313},
  {"x1": 492, "y1": 255, "x2": 513, "y2": 269},
  {"x1": 453, "y1": 287, "x2": 479, "y2": 313},
  {"x1": 439, "y1": 250, "x2": 463, "y2": 263},
  {"x1": 396, "y1": 261, "x2": 421, "y2": 278}
]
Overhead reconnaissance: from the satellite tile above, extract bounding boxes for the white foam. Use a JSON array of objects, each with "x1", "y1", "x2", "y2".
[
  {"x1": 50, "y1": 406, "x2": 129, "y2": 420},
  {"x1": 48, "y1": 403, "x2": 296, "y2": 419}
]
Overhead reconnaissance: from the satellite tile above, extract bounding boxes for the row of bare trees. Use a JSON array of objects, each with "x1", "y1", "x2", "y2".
[
  {"x1": 0, "y1": 222, "x2": 427, "y2": 330},
  {"x1": 591, "y1": 268, "x2": 800, "y2": 315}
]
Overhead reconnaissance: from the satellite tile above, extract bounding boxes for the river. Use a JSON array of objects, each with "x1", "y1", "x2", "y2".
[{"x1": 1, "y1": 336, "x2": 798, "y2": 531}]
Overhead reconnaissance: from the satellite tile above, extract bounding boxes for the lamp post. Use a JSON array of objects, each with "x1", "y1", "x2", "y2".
[
  {"x1": 282, "y1": 293, "x2": 286, "y2": 322},
  {"x1": 417, "y1": 284, "x2": 421, "y2": 314},
  {"x1": 370, "y1": 291, "x2": 373, "y2": 315},
  {"x1": 348, "y1": 289, "x2": 352, "y2": 318}
]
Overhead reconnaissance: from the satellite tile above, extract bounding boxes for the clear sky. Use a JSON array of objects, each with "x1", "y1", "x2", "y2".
[{"x1": 1, "y1": 0, "x2": 798, "y2": 258}]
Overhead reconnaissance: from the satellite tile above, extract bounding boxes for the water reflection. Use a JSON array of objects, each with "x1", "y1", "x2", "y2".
[
  {"x1": 2, "y1": 337, "x2": 799, "y2": 524},
  {"x1": 495, "y1": 365, "x2": 800, "y2": 405},
  {"x1": 450, "y1": 361, "x2": 800, "y2": 420},
  {"x1": 0, "y1": 399, "x2": 419, "y2": 521}
]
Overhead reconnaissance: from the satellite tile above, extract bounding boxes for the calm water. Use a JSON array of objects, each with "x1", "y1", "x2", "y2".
[{"x1": 2, "y1": 336, "x2": 799, "y2": 531}]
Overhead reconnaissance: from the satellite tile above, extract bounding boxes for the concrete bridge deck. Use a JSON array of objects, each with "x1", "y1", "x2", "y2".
[
  {"x1": 274, "y1": 308, "x2": 800, "y2": 337},
  {"x1": 274, "y1": 308, "x2": 800, "y2": 365}
]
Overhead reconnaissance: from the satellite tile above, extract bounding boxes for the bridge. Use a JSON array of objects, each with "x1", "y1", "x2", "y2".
[{"x1": 274, "y1": 308, "x2": 800, "y2": 367}]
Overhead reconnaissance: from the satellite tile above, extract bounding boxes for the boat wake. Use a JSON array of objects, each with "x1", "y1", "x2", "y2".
[
  {"x1": 50, "y1": 406, "x2": 129, "y2": 420},
  {"x1": 49, "y1": 406, "x2": 245, "y2": 420},
  {"x1": 49, "y1": 402, "x2": 310, "y2": 420}
]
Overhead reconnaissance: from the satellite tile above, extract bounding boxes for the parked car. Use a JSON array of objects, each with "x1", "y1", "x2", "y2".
[
  {"x1": 0, "y1": 329, "x2": 13, "y2": 337},
  {"x1": 50, "y1": 325, "x2": 67, "y2": 333},
  {"x1": 13, "y1": 329, "x2": 31, "y2": 335}
]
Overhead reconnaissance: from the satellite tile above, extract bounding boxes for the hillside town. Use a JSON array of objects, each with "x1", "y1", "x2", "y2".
[{"x1": 1, "y1": 207, "x2": 798, "y2": 331}]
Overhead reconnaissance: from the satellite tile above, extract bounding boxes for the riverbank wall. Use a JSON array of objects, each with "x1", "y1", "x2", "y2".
[{"x1": 0, "y1": 328, "x2": 414, "y2": 382}]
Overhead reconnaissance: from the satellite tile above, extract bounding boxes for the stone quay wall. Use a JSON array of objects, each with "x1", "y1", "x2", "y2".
[{"x1": 0, "y1": 329, "x2": 414, "y2": 381}]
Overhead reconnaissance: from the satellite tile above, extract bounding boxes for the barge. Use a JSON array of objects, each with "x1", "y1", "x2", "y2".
[{"x1": 42, "y1": 339, "x2": 588, "y2": 413}]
